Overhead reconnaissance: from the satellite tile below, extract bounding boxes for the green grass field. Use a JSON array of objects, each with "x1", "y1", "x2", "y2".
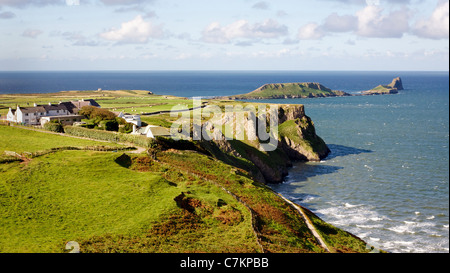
[
  {"x1": 0, "y1": 89, "x2": 193, "y2": 117},
  {"x1": 0, "y1": 126, "x2": 123, "y2": 154}
]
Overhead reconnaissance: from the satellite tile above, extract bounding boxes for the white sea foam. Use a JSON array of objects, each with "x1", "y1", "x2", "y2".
[
  {"x1": 356, "y1": 224, "x2": 382, "y2": 229},
  {"x1": 344, "y1": 202, "x2": 360, "y2": 208},
  {"x1": 388, "y1": 225, "x2": 416, "y2": 234}
]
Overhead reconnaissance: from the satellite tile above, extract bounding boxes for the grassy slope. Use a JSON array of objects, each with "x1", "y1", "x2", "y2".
[
  {"x1": 0, "y1": 149, "x2": 261, "y2": 253},
  {"x1": 0, "y1": 126, "x2": 123, "y2": 153}
]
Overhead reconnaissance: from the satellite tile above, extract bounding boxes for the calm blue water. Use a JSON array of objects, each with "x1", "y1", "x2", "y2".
[{"x1": 1, "y1": 71, "x2": 448, "y2": 253}]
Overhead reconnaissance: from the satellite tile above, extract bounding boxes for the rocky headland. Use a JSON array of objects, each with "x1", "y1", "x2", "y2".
[{"x1": 184, "y1": 103, "x2": 330, "y2": 184}]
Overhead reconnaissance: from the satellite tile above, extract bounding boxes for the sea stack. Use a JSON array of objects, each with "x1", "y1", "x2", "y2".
[{"x1": 388, "y1": 77, "x2": 403, "y2": 90}]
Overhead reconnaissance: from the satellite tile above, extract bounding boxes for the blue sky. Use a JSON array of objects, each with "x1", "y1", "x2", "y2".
[{"x1": 0, "y1": 0, "x2": 448, "y2": 71}]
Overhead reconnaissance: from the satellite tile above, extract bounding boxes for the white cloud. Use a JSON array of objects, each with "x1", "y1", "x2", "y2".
[
  {"x1": 59, "y1": 31, "x2": 100, "y2": 46},
  {"x1": 22, "y1": 29, "x2": 43, "y2": 38},
  {"x1": 0, "y1": 11, "x2": 15, "y2": 19},
  {"x1": 0, "y1": 0, "x2": 63, "y2": 8},
  {"x1": 201, "y1": 19, "x2": 288, "y2": 44},
  {"x1": 318, "y1": 0, "x2": 411, "y2": 5},
  {"x1": 355, "y1": 5, "x2": 410, "y2": 38},
  {"x1": 100, "y1": 15, "x2": 164, "y2": 44},
  {"x1": 297, "y1": 4, "x2": 411, "y2": 40},
  {"x1": 99, "y1": 0, "x2": 150, "y2": 5},
  {"x1": 413, "y1": 0, "x2": 449, "y2": 39},
  {"x1": 298, "y1": 23, "x2": 325, "y2": 40},
  {"x1": 252, "y1": 1, "x2": 269, "y2": 10},
  {"x1": 323, "y1": 13, "x2": 358, "y2": 32}
]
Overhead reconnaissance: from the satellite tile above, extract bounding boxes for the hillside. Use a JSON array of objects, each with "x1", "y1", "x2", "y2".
[
  {"x1": 227, "y1": 82, "x2": 350, "y2": 100},
  {"x1": 0, "y1": 92, "x2": 372, "y2": 253}
]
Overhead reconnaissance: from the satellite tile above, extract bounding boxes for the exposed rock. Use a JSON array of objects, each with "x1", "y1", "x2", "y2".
[
  {"x1": 388, "y1": 77, "x2": 403, "y2": 90},
  {"x1": 201, "y1": 103, "x2": 329, "y2": 183},
  {"x1": 362, "y1": 77, "x2": 404, "y2": 95}
]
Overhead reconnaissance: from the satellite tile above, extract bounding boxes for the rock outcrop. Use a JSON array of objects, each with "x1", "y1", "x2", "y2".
[
  {"x1": 362, "y1": 77, "x2": 404, "y2": 95},
  {"x1": 197, "y1": 103, "x2": 330, "y2": 183},
  {"x1": 388, "y1": 77, "x2": 403, "y2": 90}
]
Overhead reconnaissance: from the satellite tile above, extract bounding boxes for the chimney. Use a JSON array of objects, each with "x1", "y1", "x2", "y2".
[{"x1": 132, "y1": 124, "x2": 137, "y2": 133}]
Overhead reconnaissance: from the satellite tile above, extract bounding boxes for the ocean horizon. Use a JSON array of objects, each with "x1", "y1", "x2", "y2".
[{"x1": 1, "y1": 70, "x2": 448, "y2": 253}]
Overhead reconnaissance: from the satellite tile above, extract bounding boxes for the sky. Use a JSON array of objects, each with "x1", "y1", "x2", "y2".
[{"x1": 0, "y1": 0, "x2": 448, "y2": 71}]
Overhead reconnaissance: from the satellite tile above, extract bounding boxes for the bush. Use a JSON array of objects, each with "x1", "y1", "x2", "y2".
[
  {"x1": 79, "y1": 106, "x2": 116, "y2": 121},
  {"x1": 99, "y1": 120, "x2": 119, "y2": 131},
  {"x1": 119, "y1": 122, "x2": 134, "y2": 134},
  {"x1": 44, "y1": 121, "x2": 64, "y2": 133},
  {"x1": 64, "y1": 126, "x2": 155, "y2": 148}
]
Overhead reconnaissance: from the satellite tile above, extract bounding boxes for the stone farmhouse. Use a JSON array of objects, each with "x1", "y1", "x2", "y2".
[{"x1": 6, "y1": 99, "x2": 100, "y2": 126}]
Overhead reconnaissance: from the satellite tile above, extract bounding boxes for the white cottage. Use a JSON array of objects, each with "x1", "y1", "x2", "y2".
[
  {"x1": 117, "y1": 112, "x2": 141, "y2": 127},
  {"x1": 6, "y1": 99, "x2": 100, "y2": 125}
]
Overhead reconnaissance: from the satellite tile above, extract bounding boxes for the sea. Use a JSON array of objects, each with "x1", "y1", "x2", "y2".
[{"x1": 0, "y1": 70, "x2": 448, "y2": 253}]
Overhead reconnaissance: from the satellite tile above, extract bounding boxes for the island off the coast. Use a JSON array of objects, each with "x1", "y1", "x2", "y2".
[{"x1": 223, "y1": 77, "x2": 404, "y2": 100}]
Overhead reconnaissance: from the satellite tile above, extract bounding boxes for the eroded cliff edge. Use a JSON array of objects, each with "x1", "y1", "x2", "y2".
[{"x1": 163, "y1": 103, "x2": 330, "y2": 184}]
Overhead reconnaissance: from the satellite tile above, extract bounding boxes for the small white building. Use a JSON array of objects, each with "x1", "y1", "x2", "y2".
[{"x1": 117, "y1": 112, "x2": 141, "y2": 127}]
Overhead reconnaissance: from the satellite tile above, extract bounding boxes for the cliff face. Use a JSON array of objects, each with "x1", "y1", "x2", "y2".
[
  {"x1": 388, "y1": 77, "x2": 403, "y2": 90},
  {"x1": 198, "y1": 103, "x2": 330, "y2": 183}
]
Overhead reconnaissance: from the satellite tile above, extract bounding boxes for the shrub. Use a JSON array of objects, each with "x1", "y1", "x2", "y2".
[
  {"x1": 80, "y1": 106, "x2": 117, "y2": 120},
  {"x1": 119, "y1": 122, "x2": 134, "y2": 134},
  {"x1": 78, "y1": 106, "x2": 97, "y2": 119},
  {"x1": 99, "y1": 120, "x2": 119, "y2": 131},
  {"x1": 64, "y1": 126, "x2": 155, "y2": 148},
  {"x1": 44, "y1": 121, "x2": 64, "y2": 133}
]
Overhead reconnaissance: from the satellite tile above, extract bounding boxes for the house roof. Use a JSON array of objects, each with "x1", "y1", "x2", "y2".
[
  {"x1": 134, "y1": 125, "x2": 171, "y2": 137},
  {"x1": 17, "y1": 99, "x2": 100, "y2": 115},
  {"x1": 148, "y1": 126, "x2": 170, "y2": 136}
]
